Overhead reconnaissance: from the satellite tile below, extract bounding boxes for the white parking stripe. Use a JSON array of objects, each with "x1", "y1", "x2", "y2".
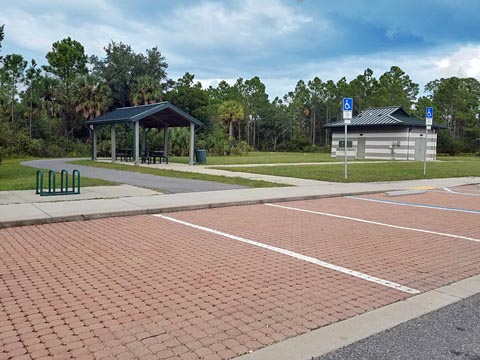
[
  {"x1": 154, "y1": 214, "x2": 420, "y2": 295},
  {"x1": 266, "y1": 203, "x2": 480, "y2": 243},
  {"x1": 346, "y1": 196, "x2": 480, "y2": 214},
  {"x1": 442, "y1": 187, "x2": 480, "y2": 196}
]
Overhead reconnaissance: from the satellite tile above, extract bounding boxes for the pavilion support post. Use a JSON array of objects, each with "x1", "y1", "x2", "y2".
[
  {"x1": 134, "y1": 121, "x2": 140, "y2": 165},
  {"x1": 142, "y1": 127, "x2": 147, "y2": 155},
  {"x1": 163, "y1": 125, "x2": 169, "y2": 157},
  {"x1": 189, "y1": 123, "x2": 195, "y2": 165},
  {"x1": 111, "y1": 125, "x2": 116, "y2": 162},
  {"x1": 92, "y1": 126, "x2": 97, "y2": 160}
]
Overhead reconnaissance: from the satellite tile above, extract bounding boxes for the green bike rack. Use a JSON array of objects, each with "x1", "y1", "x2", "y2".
[
  {"x1": 35, "y1": 169, "x2": 81, "y2": 196},
  {"x1": 35, "y1": 170, "x2": 43, "y2": 194}
]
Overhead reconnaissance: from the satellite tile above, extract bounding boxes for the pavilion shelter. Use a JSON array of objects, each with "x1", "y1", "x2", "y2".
[{"x1": 86, "y1": 102, "x2": 203, "y2": 165}]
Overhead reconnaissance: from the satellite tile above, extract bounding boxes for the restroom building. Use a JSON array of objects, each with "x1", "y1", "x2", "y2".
[{"x1": 323, "y1": 106, "x2": 445, "y2": 160}]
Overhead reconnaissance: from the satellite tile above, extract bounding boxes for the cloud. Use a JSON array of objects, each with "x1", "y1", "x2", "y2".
[
  {"x1": 434, "y1": 45, "x2": 480, "y2": 79},
  {"x1": 0, "y1": 0, "x2": 317, "y2": 69},
  {"x1": 195, "y1": 77, "x2": 237, "y2": 89},
  {"x1": 0, "y1": 0, "x2": 479, "y2": 99},
  {"x1": 320, "y1": 0, "x2": 480, "y2": 44},
  {"x1": 0, "y1": 6, "x2": 131, "y2": 56},
  {"x1": 158, "y1": 0, "x2": 314, "y2": 50},
  {"x1": 258, "y1": 44, "x2": 480, "y2": 98}
]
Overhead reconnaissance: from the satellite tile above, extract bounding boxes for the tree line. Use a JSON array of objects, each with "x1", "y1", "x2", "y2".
[{"x1": 1, "y1": 29, "x2": 479, "y2": 158}]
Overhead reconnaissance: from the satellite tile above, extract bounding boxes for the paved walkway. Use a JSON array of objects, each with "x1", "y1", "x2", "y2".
[
  {"x1": 0, "y1": 185, "x2": 160, "y2": 205},
  {"x1": 22, "y1": 159, "x2": 248, "y2": 193},
  {"x1": 203, "y1": 160, "x2": 391, "y2": 167},
  {"x1": 1, "y1": 175, "x2": 478, "y2": 228},
  {"x1": 97, "y1": 159, "x2": 330, "y2": 186}
]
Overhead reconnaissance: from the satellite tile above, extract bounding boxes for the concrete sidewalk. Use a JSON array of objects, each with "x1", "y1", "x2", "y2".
[
  {"x1": 22, "y1": 159, "x2": 249, "y2": 192},
  {"x1": 1, "y1": 176, "x2": 478, "y2": 228},
  {"x1": 97, "y1": 159, "x2": 330, "y2": 186}
]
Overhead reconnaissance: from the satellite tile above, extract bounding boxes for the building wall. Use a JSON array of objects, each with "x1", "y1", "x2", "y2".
[{"x1": 331, "y1": 127, "x2": 438, "y2": 160}]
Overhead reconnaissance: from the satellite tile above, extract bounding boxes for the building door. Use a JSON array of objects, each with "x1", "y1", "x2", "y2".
[
  {"x1": 415, "y1": 139, "x2": 425, "y2": 160},
  {"x1": 357, "y1": 138, "x2": 366, "y2": 159}
]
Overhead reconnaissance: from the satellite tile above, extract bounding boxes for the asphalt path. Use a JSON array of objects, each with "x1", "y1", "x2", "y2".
[
  {"x1": 318, "y1": 293, "x2": 480, "y2": 360},
  {"x1": 22, "y1": 158, "x2": 247, "y2": 193}
]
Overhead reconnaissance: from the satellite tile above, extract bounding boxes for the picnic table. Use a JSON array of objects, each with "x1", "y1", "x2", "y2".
[
  {"x1": 117, "y1": 149, "x2": 133, "y2": 162},
  {"x1": 114, "y1": 149, "x2": 168, "y2": 164},
  {"x1": 141, "y1": 150, "x2": 169, "y2": 164}
]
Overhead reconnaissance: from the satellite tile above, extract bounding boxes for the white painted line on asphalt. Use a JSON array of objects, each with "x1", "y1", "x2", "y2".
[
  {"x1": 346, "y1": 196, "x2": 480, "y2": 214},
  {"x1": 266, "y1": 203, "x2": 480, "y2": 243},
  {"x1": 154, "y1": 214, "x2": 420, "y2": 294},
  {"x1": 428, "y1": 189, "x2": 480, "y2": 197},
  {"x1": 442, "y1": 187, "x2": 480, "y2": 196}
]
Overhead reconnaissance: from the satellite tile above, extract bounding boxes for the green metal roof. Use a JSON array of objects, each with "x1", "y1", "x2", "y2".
[
  {"x1": 86, "y1": 101, "x2": 203, "y2": 128},
  {"x1": 323, "y1": 106, "x2": 446, "y2": 129}
]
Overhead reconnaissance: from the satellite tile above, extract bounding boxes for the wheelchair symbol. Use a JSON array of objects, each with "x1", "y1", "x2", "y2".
[{"x1": 426, "y1": 108, "x2": 433, "y2": 118}]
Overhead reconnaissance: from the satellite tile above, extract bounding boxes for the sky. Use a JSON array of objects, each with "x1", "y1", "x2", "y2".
[{"x1": 1, "y1": 0, "x2": 480, "y2": 99}]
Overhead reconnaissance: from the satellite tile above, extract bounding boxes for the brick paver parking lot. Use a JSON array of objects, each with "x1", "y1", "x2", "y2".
[
  {"x1": 365, "y1": 187, "x2": 480, "y2": 211},
  {"x1": 168, "y1": 199, "x2": 480, "y2": 291},
  {"x1": 1, "y1": 190, "x2": 479, "y2": 359},
  {"x1": 447, "y1": 184, "x2": 480, "y2": 193},
  {"x1": 0, "y1": 216, "x2": 405, "y2": 360}
]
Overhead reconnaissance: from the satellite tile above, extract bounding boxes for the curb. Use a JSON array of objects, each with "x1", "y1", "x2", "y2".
[
  {"x1": 0, "y1": 189, "x2": 395, "y2": 229},
  {"x1": 235, "y1": 274, "x2": 480, "y2": 360}
]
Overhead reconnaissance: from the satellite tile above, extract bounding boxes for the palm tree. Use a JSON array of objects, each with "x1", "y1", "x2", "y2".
[
  {"x1": 218, "y1": 100, "x2": 244, "y2": 139},
  {"x1": 75, "y1": 75, "x2": 112, "y2": 120},
  {"x1": 130, "y1": 75, "x2": 163, "y2": 106}
]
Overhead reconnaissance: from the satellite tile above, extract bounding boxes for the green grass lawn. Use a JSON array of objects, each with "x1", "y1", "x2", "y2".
[
  {"x1": 0, "y1": 158, "x2": 117, "y2": 191},
  {"x1": 70, "y1": 160, "x2": 287, "y2": 188},
  {"x1": 437, "y1": 154, "x2": 480, "y2": 162},
  {"x1": 170, "y1": 151, "x2": 337, "y2": 165},
  {"x1": 214, "y1": 157, "x2": 480, "y2": 182}
]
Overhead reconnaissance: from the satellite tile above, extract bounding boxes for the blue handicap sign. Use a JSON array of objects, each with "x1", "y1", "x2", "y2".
[
  {"x1": 343, "y1": 98, "x2": 353, "y2": 111},
  {"x1": 426, "y1": 107, "x2": 434, "y2": 119}
]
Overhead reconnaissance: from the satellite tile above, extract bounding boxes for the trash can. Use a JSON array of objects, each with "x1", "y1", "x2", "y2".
[{"x1": 195, "y1": 149, "x2": 207, "y2": 163}]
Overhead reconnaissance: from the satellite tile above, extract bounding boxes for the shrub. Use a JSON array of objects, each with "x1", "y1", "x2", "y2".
[
  {"x1": 276, "y1": 134, "x2": 312, "y2": 152},
  {"x1": 437, "y1": 131, "x2": 456, "y2": 155},
  {"x1": 44, "y1": 143, "x2": 63, "y2": 157},
  {"x1": 195, "y1": 125, "x2": 234, "y2": 155},
  {"x1": 27, "y1": 139, "x2": 45, "y2": 157},
  {"x1": 168, "y1": 128, "x2": 189, "y2": 156},
  {"x1": 97, "y1": 139, "x2": 112, "y2": 157},
  {"x1": 229, "y1": 140, "x2": 250, "y2": 155}
]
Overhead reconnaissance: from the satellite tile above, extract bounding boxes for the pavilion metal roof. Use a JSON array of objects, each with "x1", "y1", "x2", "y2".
[
  {"x1": 86, "y1": 101, "x2": 203, "y2": 128},
  {"x1": 323, "y1": 106, "x2": 446, "y2": 129}
]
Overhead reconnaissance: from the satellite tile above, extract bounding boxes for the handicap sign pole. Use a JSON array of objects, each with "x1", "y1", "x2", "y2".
[
  {"x1": 343, "y1": 98, "x2": 353, "y2": 180},
  {"x1": 423, "y1": 129, "x2": 427, "y2": 176},
  {"x1": 424, "y1": 107, "x2": 433, "y2": 176},
  {"x1": 344, "y1": 122, "x2": 348, "y2": 180}
]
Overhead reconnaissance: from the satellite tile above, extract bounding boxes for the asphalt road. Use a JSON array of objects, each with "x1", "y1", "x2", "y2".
[
  {"x1": 22, "y1": 158, "x2": 247, "y2": 193},
  {"x1": 318, "y1": 293, "x2": 480, "y2": 360}
]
